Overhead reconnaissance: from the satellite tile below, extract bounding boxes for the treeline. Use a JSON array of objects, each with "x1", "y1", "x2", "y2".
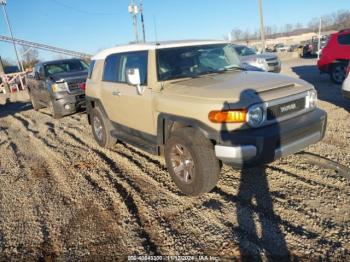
[{"x1": 228, "y1": 9, "x2": 350, "y2": 41}]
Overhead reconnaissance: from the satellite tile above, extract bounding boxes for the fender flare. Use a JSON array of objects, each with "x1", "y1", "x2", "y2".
[{"x1": 156, "y1": 113, "x2": 220, "y2": 145}]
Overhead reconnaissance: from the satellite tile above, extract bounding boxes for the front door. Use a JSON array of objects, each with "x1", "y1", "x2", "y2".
[{"x1": 100, "y1": 51, "x2": 156, "y2": 140}]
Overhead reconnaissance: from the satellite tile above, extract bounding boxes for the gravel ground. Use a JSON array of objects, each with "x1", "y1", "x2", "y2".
[{"x1": 0, "y1": 58, "x2": 349, "y2": 261}]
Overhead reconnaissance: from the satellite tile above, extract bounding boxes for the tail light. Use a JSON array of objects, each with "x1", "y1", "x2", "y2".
[{"x1": 79, "y1": 82, "x2": 86, "y2": 91}]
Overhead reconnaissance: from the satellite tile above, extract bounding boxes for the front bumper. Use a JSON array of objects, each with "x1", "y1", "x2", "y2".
[
  {"x1": 52, "y1": 92, "x2": 86, "y2": 116},
  {"x1": 215, "y1": 108, "x2": 327, "y2": 168}
]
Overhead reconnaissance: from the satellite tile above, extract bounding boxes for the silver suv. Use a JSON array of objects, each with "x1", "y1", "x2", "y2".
[{"x1": 233, "y1": 45, "x2": 281, "y2": 73}]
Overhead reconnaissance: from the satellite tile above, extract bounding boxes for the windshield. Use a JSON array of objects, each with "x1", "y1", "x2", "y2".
[
  {"x1": 44, "y1": 60, "x2": 88, "y2": 75},
  {"x1": 234, "y1": 46, "x2": 257, "y2": 56},
  {"x1": 156, "y1": 44, "x2": 241, "y2": 81}
]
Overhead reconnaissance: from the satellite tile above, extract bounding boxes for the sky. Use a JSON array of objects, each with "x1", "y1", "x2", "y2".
[{"x1": 0, "y1": 0, "x2": 349, "y2": 63}]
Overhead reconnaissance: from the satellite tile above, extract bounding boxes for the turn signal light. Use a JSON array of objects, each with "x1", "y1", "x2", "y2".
[{"x1": 209, "y1": 110, "x2": 247, "y2": 123}]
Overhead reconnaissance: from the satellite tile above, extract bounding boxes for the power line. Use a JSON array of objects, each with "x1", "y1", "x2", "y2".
[{"x1": 49, "y1": 0, "x2": 120, "y2": 16}]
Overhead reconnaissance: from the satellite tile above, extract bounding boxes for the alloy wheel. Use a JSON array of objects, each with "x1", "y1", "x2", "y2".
[{"x1": 170, "y1": 144, "x2": 195, "y2": 184}]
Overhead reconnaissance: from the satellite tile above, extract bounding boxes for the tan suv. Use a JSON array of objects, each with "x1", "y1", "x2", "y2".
[{"x1": 86, "y1": 40, "x2": 327, "y2": 196}]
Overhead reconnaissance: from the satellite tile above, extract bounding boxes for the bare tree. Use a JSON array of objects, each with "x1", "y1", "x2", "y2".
[
  {"x1": 295, "y1": 22, "x2": 303, "y2": 30},
  {"x1": 20, "y1": 46, "x2": 39, "y2": 70},
  {"x1": 231, "y1": 28, "x2": 243, "y2": 41},
  {"x1": 284, "y1": 24, "x2": 294, "y2": 36}
]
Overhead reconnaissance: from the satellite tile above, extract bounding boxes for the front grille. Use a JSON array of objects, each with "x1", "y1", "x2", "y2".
[
  {"x1": 267, "y1": 97, "x2": 306, "y2": 120},
  {"x1": 266, "y1": 57, "x2": 276, "y2": 62},
  {"x1": 268, "y1": 62, "x2": 279, "y2": 66},
  {"x1": 68, "y1": 81, "x2": 84, "y2": 92}
]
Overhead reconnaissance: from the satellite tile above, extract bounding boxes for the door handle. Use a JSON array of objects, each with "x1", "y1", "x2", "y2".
[{"x1": 112, "y1": 91, "x2": 121, "y2": 96}]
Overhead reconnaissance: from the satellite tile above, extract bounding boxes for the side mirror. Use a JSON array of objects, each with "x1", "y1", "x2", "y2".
[
  {"x1": 126, "y1": 68, "x2": 145, "y2": 95},
  {"x1": 126, "y1": 68, "x2": 141, "y2": 86}
]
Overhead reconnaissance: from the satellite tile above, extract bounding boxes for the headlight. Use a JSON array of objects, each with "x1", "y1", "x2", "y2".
[
  {"x1": 51, "y1": 82, "x2": 68, "y2": 92},
  {"x1": 306, "y1": 90, "x2": 317, "y2": 108},
  {"x1": 247, "y1": 104, "x2": 266, "y2": 127}
]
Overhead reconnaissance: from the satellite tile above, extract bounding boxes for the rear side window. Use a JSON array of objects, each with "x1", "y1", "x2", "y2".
[
  {"x1": 103, "y1": 55, "x2": 121, "y2": 82},
  {"x1": 338, "y1": 33, "x2": 350, "y2": 45},
  {"x1": 88, "y1": 60, "x2": 95, "y2": 79},
  {"x1": 103, "y1": 51, "x2": 148, "y2": 84}
]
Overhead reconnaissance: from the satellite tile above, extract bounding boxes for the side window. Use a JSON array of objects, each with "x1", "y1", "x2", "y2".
[
  {"x1": 338, "y1": 33, "x2": 350, "y2": 45},
  {"x1": 88, "y1": 60, "x2": 96, "y2": 79},
  {"x1": 118, "y1": 51, "x2": 148, "y2": 85},
  {"x1": 103, "y1": 54, "x2": 121, "y2": 82}
]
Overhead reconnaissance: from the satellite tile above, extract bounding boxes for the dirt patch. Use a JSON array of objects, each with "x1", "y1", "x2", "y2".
[{"x1": 0, "y1": 61, "x2": 349, "y2": 260}]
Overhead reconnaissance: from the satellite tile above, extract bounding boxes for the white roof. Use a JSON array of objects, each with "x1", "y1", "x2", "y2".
[{"x1": 92, "y1": 40, "x2": 229, "y2": 60}]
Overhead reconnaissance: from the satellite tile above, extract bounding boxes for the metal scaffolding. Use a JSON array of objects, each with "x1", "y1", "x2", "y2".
[{"x1": 0, "y1": 35, "x2": 92, "y2": 59}]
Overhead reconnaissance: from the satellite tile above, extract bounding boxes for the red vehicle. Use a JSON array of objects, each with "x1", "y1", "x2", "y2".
[{"x1": 317, "y1": 29, "x2": 350, "y2": 84}]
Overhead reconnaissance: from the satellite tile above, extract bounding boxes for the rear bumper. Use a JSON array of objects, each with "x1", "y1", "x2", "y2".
[
  {"x1": 215, "y1": 108, "x2": 327, "y2": 168},
  {"x1": 52, "y1": 92, "x2": 86, "y2": 116}
]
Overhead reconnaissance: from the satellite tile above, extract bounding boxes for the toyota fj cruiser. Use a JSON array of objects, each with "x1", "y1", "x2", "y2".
[{"x1": 86, "y1": 40, "x2": 327, "y2": 196}]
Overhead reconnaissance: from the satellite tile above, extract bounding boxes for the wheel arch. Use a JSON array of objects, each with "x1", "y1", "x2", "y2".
[{"x1": 157, "y1": 113, "x2": 219, "y2": 146}]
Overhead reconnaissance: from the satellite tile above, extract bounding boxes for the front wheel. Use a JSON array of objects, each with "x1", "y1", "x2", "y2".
[
  {"x1": 331, "y1": 63, "x2": 347, "y2": 84},
  {"x1": 165, "y1": 128, "x2": 221, "y2": 196},
  {"x1": 29, "y1": 92, "x2": 42, "y2": 111},
  {"x1": 48, "y1": 100, "x2": 61, "y2": 119},
  {"x1": 90, "y1": 107, "x2": 117, "y2": 148}
]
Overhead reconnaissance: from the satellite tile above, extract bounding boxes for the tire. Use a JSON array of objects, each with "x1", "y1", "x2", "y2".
[
  {"x1": 90, "y1": 107, "x2": 117, "y2": 148},
  {"x1": 48, "y1": 100, "x2": 61, "y2": 119},
  {"x1": 29, "y1": 92, "x2": 41, "y2": 111},
  {"x1": 164, "y1": 127, "x2": 221, "y2": 196},
  {"x1": 331, "y1": 62, "x2": 347, "y2": 85}
]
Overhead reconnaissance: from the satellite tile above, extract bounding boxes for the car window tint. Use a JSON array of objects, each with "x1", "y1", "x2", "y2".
[
  {"x1": 118, "y1": 51, "x2": 148, "y2": 85},
  {"x1": 338, "y1": 33, "x2": 350, "y2": 45},
  {"x1": 103, "y1": 54, "x2": 121, "y2": 82}
]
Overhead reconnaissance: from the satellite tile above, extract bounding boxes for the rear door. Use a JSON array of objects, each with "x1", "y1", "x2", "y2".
[{"x1": 100, "y1": 51, "x2": 156, "y2": 138}]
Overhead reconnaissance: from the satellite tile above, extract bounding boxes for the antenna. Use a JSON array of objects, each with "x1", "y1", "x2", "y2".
[
  {"x1": 140, "y1": 0, "x2": 146, "y2": 43},
  {"x1": 128, "y1": 0, "x2": 139, "y2": 43}
]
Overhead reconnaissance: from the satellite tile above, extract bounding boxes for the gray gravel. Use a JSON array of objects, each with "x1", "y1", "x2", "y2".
[{"x1": 0, "y1": 58, "x2": 349, "y2": 260}]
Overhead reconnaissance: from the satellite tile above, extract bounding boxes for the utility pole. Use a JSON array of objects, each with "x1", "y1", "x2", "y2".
[
  {"x1": 317, "y1": 17, "x2": 322, "y2": 59},
  {"x1": 140, "y1": 0, "x2": 146, "y2": 43},
  {"x1": 128, "y1": 0, "x2": 139, "y2": 43},
  {"x1": 258, "y1": 0, "x2": 266, "y2": 53},
  {"x1": 1, "y1": 0, "x2": 24, "y2": 72}
]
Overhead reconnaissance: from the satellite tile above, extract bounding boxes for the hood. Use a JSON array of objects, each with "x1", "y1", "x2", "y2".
[
  {"x1": 49, "y1": 70, "x2": 88, "y2": 83},
  {"x1": 162, "y1": 71, "x2": 313, "y2": 104}
]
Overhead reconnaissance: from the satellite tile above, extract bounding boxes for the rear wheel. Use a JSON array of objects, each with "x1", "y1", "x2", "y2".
[
  {"x1": 90, "y1": 107, "x2": 117, "y2": 148},
  {"x1": 164, "y1": 128, "x2": 221, "y2": 196},
  {"x1": 331, "y1": 62, "x2": 347, "y2": 84}
]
